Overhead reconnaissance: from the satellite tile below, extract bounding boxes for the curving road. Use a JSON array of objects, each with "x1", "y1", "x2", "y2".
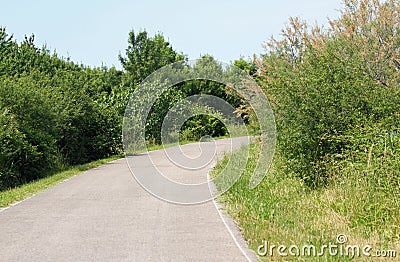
[{"x1": 0, "y1": 137, "x2": 258, "y2": 261}]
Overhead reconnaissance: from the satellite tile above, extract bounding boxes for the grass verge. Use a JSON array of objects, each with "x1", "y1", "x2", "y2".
[
  {"x1": 0, "y1": 155, "x2": 123, "y2": 208},
  {"x1": 212, "y1": 140, "x2": 399, "y2": 261}
]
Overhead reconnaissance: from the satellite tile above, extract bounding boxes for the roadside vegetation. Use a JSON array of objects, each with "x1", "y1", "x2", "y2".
[
  {"x1": 1, "y1": 0, "x2": 398, "y2": 260},
  {"x1": 0, "y1": 29, "x2": 242, "y2": 192},
  {"x1": 215, "y1": 0, "x2": 399, "y2": 260}
]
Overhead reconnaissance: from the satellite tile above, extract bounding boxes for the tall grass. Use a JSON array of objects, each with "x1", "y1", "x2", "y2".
[{"x1": 213, "y1": 140, "x2": 399, "y2": 261}]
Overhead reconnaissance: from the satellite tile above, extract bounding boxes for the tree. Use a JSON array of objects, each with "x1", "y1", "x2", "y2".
[{"x1": 119, "y1": 30, "x2": 184, "y2": 87}]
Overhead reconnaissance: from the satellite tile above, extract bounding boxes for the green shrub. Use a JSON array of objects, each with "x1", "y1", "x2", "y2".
[
  {"x1": 258, "y1": 0, "x2": 400, "y2": 187},
  {"x1": 0, "y1": 28, "x2": 123, "y2": 189},
  {"x1": 179, "y1": 114, "x2": 227, "y2": 141},
  {"x1": 0, "y1": 108, "x2": 41, "y2": 189}
]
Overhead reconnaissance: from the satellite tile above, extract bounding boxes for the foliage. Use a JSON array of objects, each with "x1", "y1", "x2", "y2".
[
  {"x1": 210, "y1": 2, "x2": 400, "y2": 259},
  {"x1": 0, "y1": 28, "x2": 250, "y2": 189},
  {"x1": 0, "y1": 28, "x2": 122, "y2": 189},
  {"x1": 0, "y1": 108, "x2": 42, "y2": 189},
  {"x1": 258, "y1": 0, "x2": 400, "y2": 187},
  {"x1": 0, "y1": 76, "x2": 60, "y2": 190},
  {"x1": 179, "y1": 115, "x2": 227, "y2": 141},
  {"x1": 122, "y1": 52, "x2": 246, "y2": 146},
  {"x1": 119, "y1": 30, "x2": 185, "y2": 88}
]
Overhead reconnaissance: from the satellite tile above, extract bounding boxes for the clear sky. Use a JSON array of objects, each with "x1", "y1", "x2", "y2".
[{"x1": 1, "y1": 0, "x2": 343, "y2": 69}]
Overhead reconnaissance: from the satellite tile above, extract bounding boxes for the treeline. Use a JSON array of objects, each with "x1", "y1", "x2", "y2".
[
  {"x1": 0, "y1": 29, "x2": 243, "y2": 190},
  {"x1": 0, "y1": 29, "x2": 124, "y2": 189},
  {"x1": 255, "y1": 0, "x2": 399, "y2": 188},
  {"x1": 3, "y1": 0, "x2": 397, "y2": 194}
]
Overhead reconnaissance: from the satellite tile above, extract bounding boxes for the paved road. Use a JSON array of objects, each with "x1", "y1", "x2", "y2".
[{"x1": 0, "y1": 137, "x2": 258, "y2": 261}]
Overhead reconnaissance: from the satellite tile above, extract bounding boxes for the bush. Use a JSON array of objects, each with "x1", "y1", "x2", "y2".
[
  {"x1": 259, "y1": 0, "x2": 400, "y2": 187},
  {"x1": 0, "y1": 77, "x2": 60, "y2": 189},
  {"x1": 0, "y1": 108, "x2": 40, "y2": 189},
  {"x1": 0, "y1": 29, "x2": 123, "y2": 189},
  {"x1": 179, "y1": 115, "x2": 227, "y2": 141}
]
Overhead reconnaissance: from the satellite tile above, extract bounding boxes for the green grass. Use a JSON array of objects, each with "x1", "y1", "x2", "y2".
[
  {"x1": 0, "y1": 155, "x2": 123, "y2": 208},
  {"x1": 212, "y1": 140, "x2": 399, "y2": 261}
]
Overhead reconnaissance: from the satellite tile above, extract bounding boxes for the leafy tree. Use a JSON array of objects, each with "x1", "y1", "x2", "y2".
[
  {"x1": 118, "y1": 30, "x2": 186, "y2": 144},
  {"x1": 119, "y1": 30, "x2": 184, "y2": 87},
  {"x1": 233, "y1": 57, "x2": 258, "y2": 76}
]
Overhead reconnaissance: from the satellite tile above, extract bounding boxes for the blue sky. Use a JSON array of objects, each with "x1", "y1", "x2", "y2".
[{"x1": 2, "y1": 0, "x2": 342, "y2": 69}]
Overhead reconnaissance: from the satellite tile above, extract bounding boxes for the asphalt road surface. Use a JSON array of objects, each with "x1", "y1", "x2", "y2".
[{"x1": 0, "y1": 137, "x2": 258, "y2": 261}]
